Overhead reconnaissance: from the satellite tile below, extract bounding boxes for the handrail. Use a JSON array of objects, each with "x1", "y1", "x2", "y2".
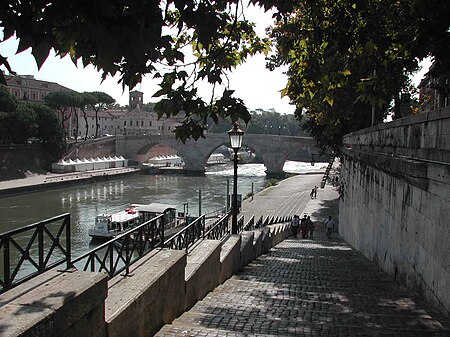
[
  {"x1": 242, "y1": 215, "x2": 255, "y2": 232},
  {"x1": 204, "y1": 212, "x2": 231, "y2": 240},
  {"x1": 72, "y1": 213, "x2": 165, "y2": 278},
  {"x1": 236, "y1": 214, "x2": 245, "y2": 233},
  {"x1": 204, "y1": 206, "x2": 227, "y2": 219},
  {"x1": 0, "y1": 213, "x2": 71, "y2": 293},
  {"x1": 164, "y1": 215, "x2": 206, "y2": 252},
  {"x1": 0, "y1": 210, "x2": 294, "y2": 293}
]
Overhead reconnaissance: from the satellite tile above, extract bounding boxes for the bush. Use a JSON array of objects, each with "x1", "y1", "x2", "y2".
[{"x1": 264, "y1": 178, "x2": 279, "y2": 188}]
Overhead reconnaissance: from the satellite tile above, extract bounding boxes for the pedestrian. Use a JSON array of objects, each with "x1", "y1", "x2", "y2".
[
  {"x1": 313, "y1": 186, "x2": 318, "y2": 198},
  {"x1": 310, "y1": 188, "x2": 315, "y2": 199},
  {"x1": 324, "y1": 215, "x2": 335, "y2": 239},
  {"x1": 291, "y1": 214, "x2": 300, "y2": 238},
  {"x1": 307, "y1": 216, "x2": 315, "y2": 238},
  {"x1": 300, "y1": 214, "x2": 308, "y2": 238}
]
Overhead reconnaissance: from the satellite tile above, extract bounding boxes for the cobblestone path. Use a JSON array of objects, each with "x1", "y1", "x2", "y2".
[{"x1": 155, "y1": 230, "x2": 449, "y2": 337}]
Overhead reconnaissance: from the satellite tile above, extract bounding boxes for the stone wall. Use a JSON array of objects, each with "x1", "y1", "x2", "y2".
[
  {"x1": 0, "y1": 144, "x2": 54, "y2": 180},
  {"x1": 64, "y1": 137, "x2": 116, "y2": 160},
  {"x1": 339, "y1": 107, "x2": 450, "y2": 316}
]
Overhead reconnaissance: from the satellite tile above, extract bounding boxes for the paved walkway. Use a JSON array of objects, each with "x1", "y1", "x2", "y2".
[{"x1": 155, "y1": 169, "x2": 449, "y2": 336}]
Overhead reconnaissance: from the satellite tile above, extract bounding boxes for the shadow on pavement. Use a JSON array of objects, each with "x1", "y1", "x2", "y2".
[{"x1": 192, "y1": 235, "x2": 449, "y2": 336}]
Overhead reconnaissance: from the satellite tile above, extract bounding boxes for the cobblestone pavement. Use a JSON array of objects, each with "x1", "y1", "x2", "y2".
[
  {"x1": 155, "y1": 228, "x2": 449, "y2": 337},
  {"x1": 155, "y1": 164, "x2": 449, "y2": 337}
]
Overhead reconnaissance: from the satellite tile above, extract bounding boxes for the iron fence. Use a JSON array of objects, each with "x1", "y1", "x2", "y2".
[
  {"x1": 205, "y1": 213, "x2": 231, "y2": 239},
  {"x1": 71, "y1": 214, "x2": 165, "y2": 278},
  {"x1": 1, "y1": 210, "x2": 294, "y2": 293},
  {"x1": 164, "y1": 215, "x2": 206, "y2": 252},
  {"x1": 242, "y1": 215, "x2": 255, "y2": 232},
  {"x1": 0, "y1": 213, "x2": 71, "y2": 293}
]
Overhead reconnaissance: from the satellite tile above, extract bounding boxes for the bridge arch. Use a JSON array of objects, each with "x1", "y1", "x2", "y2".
[{"x1": 116, "y1": 133, "x2": 319, "y2": 175}]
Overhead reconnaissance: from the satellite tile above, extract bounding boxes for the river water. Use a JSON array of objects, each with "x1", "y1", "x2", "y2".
[{"x1": 0, "y1": 161, "x2": 326, "y2": 258}]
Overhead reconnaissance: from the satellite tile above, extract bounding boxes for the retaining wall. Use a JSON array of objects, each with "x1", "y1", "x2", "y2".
[{"x1": 340, "y1": 107, "x2": 450, "y2": 316}]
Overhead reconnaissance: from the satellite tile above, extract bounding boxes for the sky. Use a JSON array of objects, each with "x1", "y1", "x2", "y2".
[
  {"x1": 0, "y1": 4, "x2": 431, "y2": 115},
  {"x1": 0, "y1": 5, "x2": 296, "y2": 114}
]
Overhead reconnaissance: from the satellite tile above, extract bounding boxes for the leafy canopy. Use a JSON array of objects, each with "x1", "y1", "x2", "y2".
[
  {"x1": 268, "y1": 0, "x2": 450, "y2": 153},
  {"x1": 0, "y1": 0, "x2": 274, "y2": 142},
  {"x1": 1, "y1": 0, "x2": 449, "y2": 148}
]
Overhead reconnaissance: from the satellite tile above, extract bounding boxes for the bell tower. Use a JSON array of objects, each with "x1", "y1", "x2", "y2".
[{"x1": 129, "y1": 91, "x2": 143, "y2": 110}]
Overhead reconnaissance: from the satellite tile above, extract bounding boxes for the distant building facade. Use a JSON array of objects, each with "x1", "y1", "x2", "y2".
[
  {"x1": 418, "y1": 63, "x2": 450, "y2": 112},
  {"x1": 2, "y1": 73, "x2": 181, "y2": 139},
  {"x1": 3, "y1": 73, "x2": 74, "y2": 102},
  {"x1": 76, "y1": 91, "x2": 182, "y2": 138}
]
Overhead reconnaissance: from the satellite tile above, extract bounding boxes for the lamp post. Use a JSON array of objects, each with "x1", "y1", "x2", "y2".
[{"x1": 228, "y1": 121, "x2": 244, "y2": 234}]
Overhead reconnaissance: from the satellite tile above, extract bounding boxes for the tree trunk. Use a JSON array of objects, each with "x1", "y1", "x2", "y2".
[
  {"x1": 82, "y1": 109, "x2": 89, "y2": 140},
  {"x1": 95, "y1": 109, "x2": 99, "y2": 138}
]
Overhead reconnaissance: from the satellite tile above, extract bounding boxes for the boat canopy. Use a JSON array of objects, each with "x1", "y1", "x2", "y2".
[{"x1": 132, "y1": 202, "x2": 176, "y2": 214}]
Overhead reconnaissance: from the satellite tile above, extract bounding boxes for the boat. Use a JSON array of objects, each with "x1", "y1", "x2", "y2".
[{"x1": 88, "y1": 203, "x2": 177, "y2": 240}]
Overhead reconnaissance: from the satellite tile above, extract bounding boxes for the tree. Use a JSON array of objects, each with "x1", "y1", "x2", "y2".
[
  {"x1": 79, "y1": 92, "x2": 96, "y2": 140},
  {"x1": 34, "y1": 104, "x2": 65, "y2": 156},
  {"x1": 85, "y1": 92, "x2": 115, "y2": 138},
  {"x1": 142, "y1": 102, "x2": 156, "y2": 112},
  {"x1": 0, "y1": 86, "x2": 18, "y2": 144},
  {"x1": 0, "y1": 85, "x2": 17, "y2": 112},
  {"x1": 0, "y1": 0, "x2": 271, "y2": 142},
  {"x1": 267, "y1": 0, "x2": 427, "y2": 153},
  {"x1": 207, "y1": 107, "x2": 306, "y2": 136},
  {"x1": 44, "y1": 91, "x2": 82, "y2": 143},
  {"x1": 1, "y1": 0, "x2": 449, "y2": 146},
  {"x1": 0, "y1": 86, "x2": 39, "y2": 144}
]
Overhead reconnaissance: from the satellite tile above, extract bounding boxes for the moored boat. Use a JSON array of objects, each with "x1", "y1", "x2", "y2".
[{"x1": 88, "y1": 203, "x2": 177, "y2": 240}]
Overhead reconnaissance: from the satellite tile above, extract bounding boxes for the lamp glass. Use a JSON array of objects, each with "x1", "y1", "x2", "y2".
[{"x1": 228, "y1": 122, "x2": 244, "y2": 149}]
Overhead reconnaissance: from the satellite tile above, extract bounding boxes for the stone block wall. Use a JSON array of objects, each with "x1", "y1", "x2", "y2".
[
  {"x1": 65, "y1": 137, "x2": 116, "y2": 160},
  {"x1": 340, "y1": 108, "x2": 450, "y2": 316},
  {"x1": 0, "y1": 270, "x2": 108, "y2": 337}
]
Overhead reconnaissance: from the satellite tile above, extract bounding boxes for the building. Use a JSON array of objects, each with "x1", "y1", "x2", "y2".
[
  {"x1": 3, "y1": 73, "x2": 74, "y2": 102},
  {"x1": 76, "y1": 109, "x2": 123, "y2": 138},
  {"x1": 2, "y1": 73, "x2": 182, "y2": 139},
  {"x1": 76, "y1": 91, "x2": 182, "y2": 138},
  {"x1": 418, "y1": 63, "x2": 450, "y2": 112}
]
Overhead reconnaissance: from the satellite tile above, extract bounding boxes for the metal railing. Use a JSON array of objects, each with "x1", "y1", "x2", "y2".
[
  {"x1": 236, "y1": 214, "x2": 245, "y2": 233},
  {"x1": 242, "y1": 215, "x2": 255, "y2": 232},
  {"x1": 204, "y1": 206, "x2": 227, "y2": 219},
  {"x1": 72, "y1": 214, "x2": 165, "y2": 278},
  {"x1": 205, "y1": 213, "x2": 231, "y2": 240},
  {"x1": 0, "y1": 210, "x2": 293, "y2": 293},
  {"x1": 164, "y1": 215, "x2": 206, "y2": 252},
  {"x1": 0, "y1": 213, "x2": 71, "y2": 293},
  {"x1": 242, "y1": 214, "x2": 292, "y2": 232}
]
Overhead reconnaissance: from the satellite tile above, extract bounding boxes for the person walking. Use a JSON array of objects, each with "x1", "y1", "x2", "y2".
[
  {"x1": 300, "y1": 214, "x2": 309, "y2": 238},
  {"x1": 310, "y1": 188, "x2": 315, "y2": 199},
  {"x1": 291, "y1": 214, "x2": 300, "y2": 238},
  {"x1": 313, "y1": 186, "x2": 318, "y2": 198},
  {"x1": 324, "y1": 215, "x2": 335, "y2": 239},
  {"x1": 307, "y1": 216, "x2": 315, "y2": 238}
]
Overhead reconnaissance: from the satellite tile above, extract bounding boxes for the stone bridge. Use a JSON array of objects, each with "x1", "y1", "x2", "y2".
[{"x1": 115, "y1": 133, "x2": 319, "y2": 175}]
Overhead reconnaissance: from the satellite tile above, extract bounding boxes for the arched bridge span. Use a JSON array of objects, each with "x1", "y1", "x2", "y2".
[{"x1": 115, "y1": 133, "x2": 318, "y2": 175}]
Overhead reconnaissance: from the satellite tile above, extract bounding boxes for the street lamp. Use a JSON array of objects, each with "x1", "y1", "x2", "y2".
[{"x1": 228, "y1": 121, "x2": 244, "y2": 234}]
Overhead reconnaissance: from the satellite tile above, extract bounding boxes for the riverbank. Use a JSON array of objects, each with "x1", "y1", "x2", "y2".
[{"x1": 0, "y1": 167, "x2": 140, "y2": 198}]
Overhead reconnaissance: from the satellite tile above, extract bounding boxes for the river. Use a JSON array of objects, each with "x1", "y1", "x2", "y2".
[{"x1": 0, "y1": 161, "x2": 326, "y2": 258}]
